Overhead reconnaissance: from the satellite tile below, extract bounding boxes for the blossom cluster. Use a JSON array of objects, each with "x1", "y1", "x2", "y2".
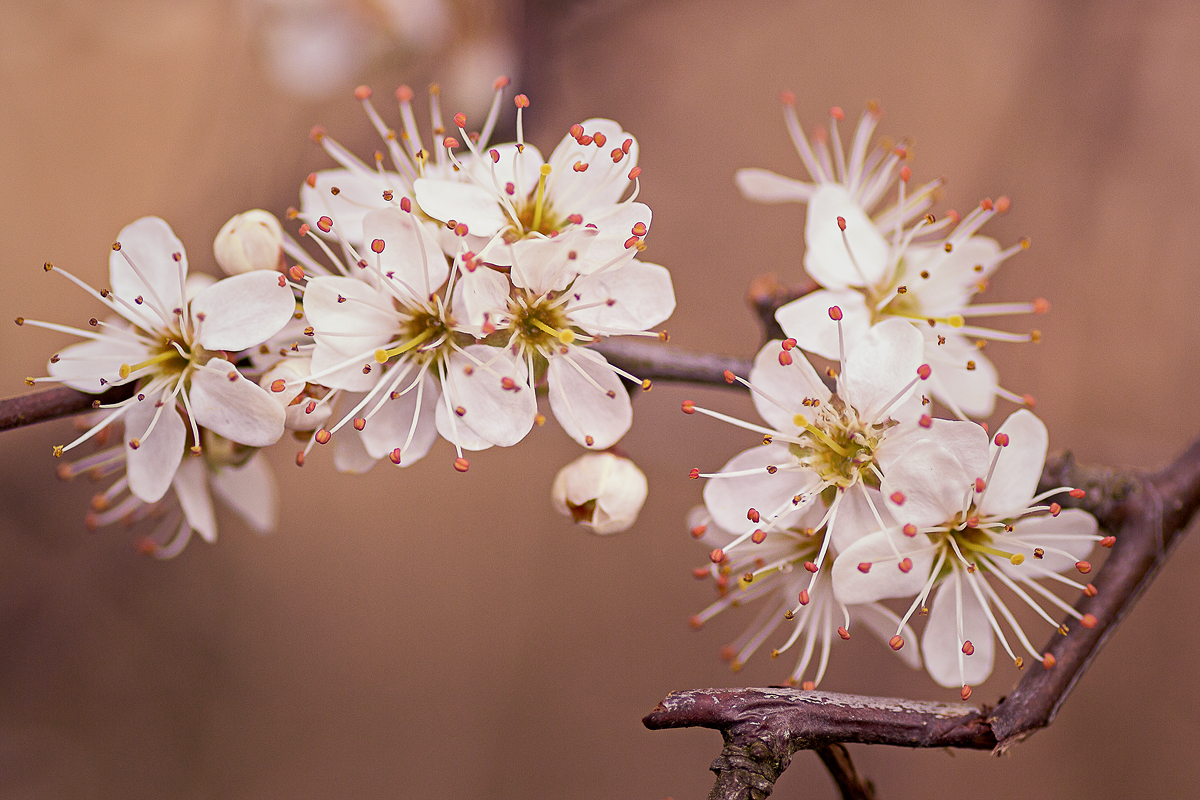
[
  {"x1": 687, "y1": 100, "x2": 1103, "y2": 698},
  {"x1": 17, "y1": 80, "x2": 671, "y2": 554}
]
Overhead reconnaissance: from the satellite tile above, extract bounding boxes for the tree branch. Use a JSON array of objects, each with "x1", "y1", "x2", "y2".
[
  {"x1": 0, "y1": 385, "x2": 134, "y2": 432},
  {"x1": 643, "y1": 438, "x2": 1200, "y2": 798}
]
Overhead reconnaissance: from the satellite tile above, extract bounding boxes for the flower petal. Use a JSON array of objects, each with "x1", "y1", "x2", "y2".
[
  {"x1": 568, "y1": 260, "x2": 674, "y2": 333},
  {"x1": 829, "y1": 483, "x2": 893, "y2": 553},
  {"x1": 363, "y1": 207, "x2": 451, "y2": 300},
  {"x1": 570, "y1": 202, "x2": 651, "y2": 275},
  {"x1": 413, "y1": 178, "x2": 509, "y2": 236},
  {"x1": 451, "y1": 265, "x2": 511, "y2": 333},
  {"x1": 838, "y1": 317, "x2": 924, "y2": 423},
  {"x1": 922, "y1": 575, "x2": 995, "y2": 688},
  {"x1": 124, "y1": 396, "x2": 186, "y2": 503},
  {"x1": 357, "y1": 370, "x2": 440, "y2": 465},
  {"x1": 502, "y1": 227, "x2": 599, "y2": 293},
  {"x1": 904, "y1": 237, "x2": 1002, "y2": 315},
  {"x1": 303, "y1": 276, "x2": 396, "y2": 391},
  {"x1": 875, "y1": 418, "x2": 990, "y2": 479},
  {"x1": 210, "y1": 453, "x2": 278, "y2": 534},
  {"x1": 702, "y1": 444, "x2": 816, "y2": 535},
  {"x1": 999, "y1": 509, "x2": 1097, "y2": 576},
  {"x1": 440, "y1": 346, "x2": 535, "y2": 447},
  {"x1": 191, "y1": 271, "x2": 297, "y2": 352},
  {"x1": 881, "y1": 441, "x2": 973, "y2": 528},
  {"x1": 173, "y1": 455, "x2": 217, "y2": 543},
  {"x1": 774, "y1": 290, "x2": 871, "y2": 361},
  {"x1": 109, "y1": 216, "x2": 187, "y2": 326},
  {"x1": 735, "y1": 168, "x2": 814, "y2": 203},
  {"x1": 803, "y1": 185, "x2": 889, "y2": 290},
  {"x1": 980, "y1": 409, "x2": 1048, "y2": 518},
  {"x1": 546, "y1": 120, "x2": 637, "y2": 213},
  {"x1": 925, "y1": 333, "x2": 998, "y2": 418},
  {"x1": 747, "y1": 340, "x2": 831, "y2": 433},
  {"x1": 189, "y1": 359, "x2": 286, "y2": 447},
  {"x1": 546, "y1": 346, "x2": 631, "y2": 449},
  {"x1": 47, "y1": 333, "x2": 148, "y2": 393},
  {"x1": 464, "y1": 142, "x2": 545, "y2": 202},
  {"x1": 300, "y1": 168, "x2": 396, "y2": 244},
  {"x1": 831, "y1": 529, "x2": 932, "y2": 605}
]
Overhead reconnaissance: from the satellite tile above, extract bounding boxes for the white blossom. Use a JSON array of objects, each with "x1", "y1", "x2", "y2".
[
  {"x1": 551, "y1": 452, "x2": 648, "y2": 534},
  {"x1": 214, "y1": 209, "x2": 285, "y2": 275}
]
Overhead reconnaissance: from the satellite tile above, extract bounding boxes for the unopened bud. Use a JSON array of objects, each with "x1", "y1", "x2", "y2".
[
  {"x1": 551, "y1": 452, "x2": 648, "y2": 535},
  {"x1": 213, "y1": 210, "x2": 284, "y2": 275}
]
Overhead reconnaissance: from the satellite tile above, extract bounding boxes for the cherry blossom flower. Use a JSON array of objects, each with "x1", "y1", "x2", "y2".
[
  {"x1": 20, "y1": 217, "x2": 295, "y2": 503},
  {"x1": 737, "y1": 99, "x2": 1045, "y2": 417},
  {"x1": 687, "y1": 507, "x2": 919, "y2": 687},
  {"x1": 831, "y1": 409, "x2": 1104, "y2": 698},
  {"x1": 291, "y1": 206, "x2": 535, "y2": 471},
  {"x1": 551, "y1": 452, "x2": 648, "y2": 534}
]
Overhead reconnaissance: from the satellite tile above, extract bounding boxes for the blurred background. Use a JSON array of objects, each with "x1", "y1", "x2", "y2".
[{"x1": 3, "y1": 0, "x2": 1200, "y2": 797}]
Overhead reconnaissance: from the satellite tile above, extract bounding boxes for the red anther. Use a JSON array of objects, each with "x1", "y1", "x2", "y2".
[
  {"x1": 514, "y1": 94, "x2": 530, "y2": 108},
  {"x1": 453, "y1": 112, "x2": 467, "y2": 129},
  {"x1": 371, "y1": 239, "x2": 386, "y2": 254},
  {"x1": 836, "y1": 216, "x2": 847, "y2": 231},
  {"x1": 681, "y1": 400, "x2": 696, "y2": 414},
  {"x1": 919, "y1": 414, "x2": 933, "y2": 428},
  {"x1": 610, "y1": 148, "x2": 625, "y2": 163},
  {"x1": 1080, "y1": 613, "x2": 1099, "y2": 629},
  {"x1": 692, "y1": 567, "x2": 710, "y2": 580},
  {"x1": 804, "y1": 561, "x2": 819, "y2": 573},
  {"x1": 578, "y1": 135, "x2": 593, "y2": 146},
  {"x1": 295, "y1": 451, "x2": 306, "y2": 467},
  {"x1": 500, "y1": 377, "x2": 518, "y2": 391},
  {"x1": 945, "y1": 209, "x2": 961, "y2": 223},
  {"x1": 592, "y1": 132, "x2": 606, "y2": 146},
  {"x1": 778, "y1": 350, "x2": 793, "y2": 366},
  {"x1": 352, "y1": 417, "x2": 366, "y2": 431},
  {"x1": 995, "y1": 195, "x2": 1011, "y2": 214},
  {"x1": 917, "y1": 364, "x2": 932, "y2": 380},
  {"x1": 492, "y1": 75, "x2": 510, "y2": 89},
  {"x1": 314, "y1": 429, "x2": 331, "y2": 445},
  {"x1": 975, "y1": 478, "x2": 986, "y2": 492},
  {"x1": 962, "y1": 640, "x2": 975, "y2": 655},
  {"x1": 690, "y1": 524, "x2": 707, "y2": 539},
  {"x1": 747, "y1": 508, "x2": 760, "y2": 523},
  {"x1": 898, "y1": 558, "x2": 913, "y2": 573},
  {"x1": 1050, "y1": 502, "x2": 1062, "y2": 516},
  {"x1": 566, "y1": 213, "x2": 583, "y2": 224},
  {"x1": 505, "y1": 182, "x2": 515, "y2": 195},
  {"x1": 893, "y1": 145, "x2": 907, "y2": 158},
  {"x1": 751, "y1": 530, "x2": 767, "y2": 544},
  {"x1": 228, "y1": 369, "x2": 240, "y2": 382},
  {"x1": 899, "y1": 165, "x2": 912, "y2": 182},
  {"x1": 453, "y1": 457, "x2": 470, "y2": 473},
  {"x1": 569, "y1": 123, "x2": 584, "y2": 139},
  {"x1": 828, "y1": 306, "x2": 843, "y2": 321},
  {"x1": 780, "y1": 90, "x2": 796, "y2": 106},
  {"x1": 961, "y1": 685, "x2": 973, "y2": 701},
  {"x1": 396, "y1": 85, "x2": 414, "y2": 102},
  {"x1": 965, "y1": 516, "x2": 979, "y2": 528},
  {"x1": 902, "y1": 524, "x2": 918, "y2": 537},
  {"x1": 687, "y1": 468, "x2": 700, "y2": 480},
  {"x1": 309, "y1": 125, "x2": 325, "y2": 142},
  {"x1": 1075, "y1": 561, "x2": 1092, "y2": 574},
  {"x1": 572, "y1": 161, "x2": 589, "y2": 173},
  {"x1": 890, "y1": 491, "x2": 906, "y2": 505},
  {"x1": 829, "y1": 106, "x2": 845, "y2": 120},
  {"x1": 781, "y1": 338, "x2": 797, "y2": 351},
  {"x1": 857, "y1": 562, "x2": 872, "y2": 574},
  {"x1": 995, "y1": 433, "x2": 1010, "y2": 447},
  {"x1": 305, "y1": 172, "x2": 317, "y2": 188},
  {"x1": 628, "y1": 166, "x2": 641, "y2": 179},
  {"x1": 297, "y1": 223, "x2": 311, "y2": 237},
  {"x1": 723, "y1": 370, "x2": 736, "y2": 384},
  {"x1": 621, "y1": 138, "x2": 633, "y2": 154},
  {"x1": 1069, "y1": 488, "x2": 1086, "y2": 499},
  {"x1": 798, "y1": 589, "x2": 810, "y2": 605},
  {"x1": 631, "y1": 221, "x2": 648, "y2": 236},
  {"x1": 443, "y1": 136, "x2": 460, "y2": 149},
  {"x1": 288, "y1": 265, "x2": 305, "y2": 281},
  {"x1": 836, "y1": 626, "x2": 851, "y2": 641},
  {"x1": 277, "y1": 275, "x2": 287, "y2": 288},
  {"x1": 1100, "y1": 535, "x2": 1116, "y2": 548},
  {"x1": 1042, "y1": 653, "x2": 1057, "y2": 669},
  {"x1": 981, "y1": 198, "x2": 994, "y2": 211},
  {"x1": 317, "y1": 216, "x2": 333, "y2": 233},
  {"x1": 1084, "y1": 583, "x2": 1098, "y2": 597},
  {"x1": 389, "y1": 449, "x2": 402, "y2": 465},
  {"x1": 688, "y1": 615, "x2": 707, "y2": 631},
  {"x1": 710, "y1": 548, "x2": 725, "y2": 563},
  {"x1": 1033, "y1": 297, "x2": 1050, "y2": 314},
  {"x1": 270, "y1": 379, "x2": 287, "y2": 393},
  {"x1": 715, "y1": 575, "x2": 729, "y2": 590},
  {"x1": 624, "y1": 235, "x2": 640, "y2": 249},
  {"x1": 353, "y1": 85, "x2": 372, "y2": 100},
  {"x1": 889, "y1": 635, "x2": 904, "y2": 651},
  {"x1": 455, "y1": 223, "x2": 469, "y2": 236},
  {"x1": 981, "y1": 422, "x2": 989, "y2": 434},
  {"x1": 305, "y1": 401, "x2": 317, "y2": 414}
]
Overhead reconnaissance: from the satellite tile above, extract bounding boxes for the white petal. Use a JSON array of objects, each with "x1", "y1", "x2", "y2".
[
  {"x1": 192, "y1": 271, "x2": 297, "y2": 352},
  {"x1": 904, "y1": 237, "x2": 1002, "y2": 315},
  {"x1": 735, "y1": 168, "x2": 814, "y2": 203},
  {"x1": 363, "y1": 207, "x2": 451, "y2": 300},
  {"x1": 503, "y1": 228, "x2": 599, "y2": 293},
  {"x1": 981, "y1": 409, "x2": 1048, "y2": 517},
  {"x1": 440, "y1": 346, "x2": 535, "y2": 447},
  {"x1": 832, "y1": 530, "x2": 932, "y2": 605},
  {"x1": 330, "y1": 393, "x2": 378, "y2": 473},
  {"x1": 545, "y1": 120, "x2": 636, "y2": 212},
  {"x1": 451, "y1": 266, "x2": 511, "y2": 333},
  {"x1": 173, "y1": 455, "x2": 217, "y2": 543},
  {"x1": 358, "y1": 370, "x2": 440, "y2": 465},
  {"x1": 1000, "y1": 509, "x2": 1097, "y2": 576},
  {"x1": 434, "y1": 394, "x2": 494, "y2": 452},
  {"x1": 926, "y1": 333, "x2": 998, "y2": 418},
  {"x1": 464, "y1": 142, "x2": 545, "y2": 201},
  {"x1": 829, "y1": 484, "x2": 893, "y2": 553},
  {"x1": 546, "y1": 346, "x2": 631, "y2": 450},
  {"x1": 303, "y1": 276, "x2": 395, "y2": 391},
  {"x1": 124, "y1": 396, "x2": 186, "y2": 503},
  {"x1": 210, "y1": 453, "x2": 278, "y2": 534},
  {"x1": 881, "y1": 441, "x2": 973, "y2": 528},
  {"x1": 47, "y1": 334, "x2": 148, "y2": 393},
  {"x1": 876, "y1": 418, "x2": 991, "y2": 480},
  {"x1": 922, "y1": 576, "x2": 995, "y2": 688},
  {"x1": 300, "y1": 168, "x2": 396, "y2": 244},
  {"x1": 838, "y1": 318, "x2": 924, "y2": 423},
  {"x1": 803, "y1": 185, "x2": 889, "y2": 289},
  {"x1": 413, "y1": 178, "x2": 509, "y2": 235},
  {"x1": 774, "y1": 290, "x2": 871, "y2": 361},
  {"x1": 747, "y1": 340, "x2": 831, "y2": 433},
  {"x1": 571, "y1": 202, "x2": 651, "y2": 275},
  {"x1": 189, "y1": 359, "x2": 286, "y2": 447},
  {"x1": 568, "y1": 260, "x2": 674, "y2": 333},
  {"x1": 702, "y1": 444, "x2": 816, "y2": 535},
  {"x1": 109, "y1": 216, "x2": 188, "y2": 325}
]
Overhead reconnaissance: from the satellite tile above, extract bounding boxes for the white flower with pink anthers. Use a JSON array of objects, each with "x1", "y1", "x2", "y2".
[
  {"x1": 831, "y1": 409, "x2": 1105, "y2": 699},
  {"x1": 687, "y1": 506, "x2": 921, "y2": 688},
  {"x1": 737, "y1": 98, "x2": 1045, "y2": 418},
  {"x1": 20, "y1": 216, "x2": 296, "y2": 503},
  {"x1": 288, "y1": 205, "x2": 536, "y2": 472}
]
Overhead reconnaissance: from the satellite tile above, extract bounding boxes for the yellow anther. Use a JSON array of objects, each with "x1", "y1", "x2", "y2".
[
  {"x1": 52, "y1": 445, "x2": 64, "y2": 458},
  {"x1": 947, "y1": 314, "x2": 965, "y2": 328},
  {"x1": 1009, "y1": 553, "x2": 1025, "y2": 565},
  {"x1": 558, "y1": 329, "x2": 575, "y2": 344},
  {"x1": 119, "y1": 364, "x2": 132, "y2": 379}
]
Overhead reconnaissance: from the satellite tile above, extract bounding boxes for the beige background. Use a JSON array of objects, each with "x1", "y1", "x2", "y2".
[{"x1": 2, "y1": 1, "x2": 1200, "y2": 797}]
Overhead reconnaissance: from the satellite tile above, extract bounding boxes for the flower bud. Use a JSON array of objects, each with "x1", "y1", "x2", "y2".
[
  {"x1": 214, "y1": 210, "x2": 284, "y2": 276},
  {"x1": 551, "y1": 452, "x2": 648, "y2": 535}
]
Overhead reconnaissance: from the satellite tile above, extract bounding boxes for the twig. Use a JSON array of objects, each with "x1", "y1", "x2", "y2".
[
  {"x1": 594, "y1": 339, "x2": 752, "y2": 386},
  {"x1": 0, "y1": 385, "x2": 133, "y2": 432},
  {"x1": 643, "y1": 439, "x2": 1200, "y2": 798},
  {"x1": 814, "y1": 744, "x2": 875, "y2": 800}
]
